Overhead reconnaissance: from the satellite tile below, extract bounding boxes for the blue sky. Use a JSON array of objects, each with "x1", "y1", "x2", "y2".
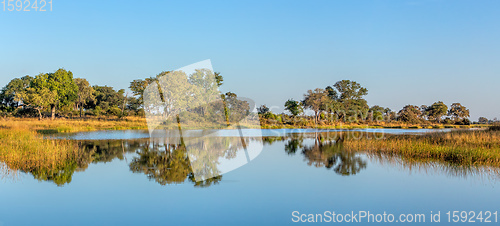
[{"x1": 1, "y1": 0, "x2": 499, "y2": 120}]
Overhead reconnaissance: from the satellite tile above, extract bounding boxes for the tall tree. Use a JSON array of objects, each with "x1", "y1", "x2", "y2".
[
  {"x1": 448, "y1": 103, "x2": 470, "y2": 121},
  {"x1": 30, "y1": 69, "x2": 78, "y2": 120},
  {"x1": 330, "y1": 80, "x2": 369, "y2": 121},
  {"x1": 74, "y1": 78, "x2": 95, "y2": 117},
  {"x1": 302, "y1": 88, "x2": 329, "y2": 124}
]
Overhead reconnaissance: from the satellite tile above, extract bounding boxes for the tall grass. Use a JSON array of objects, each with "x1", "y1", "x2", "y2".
[
  {"x1": 0, "y1": 126, "x2": 91, "y2": 185},
  {"x1": 0, "y1": 116, "x2": 147, "y2": 133},
  {"x1": 343, "y1": 130, "x2": 500, "y2": 167}
]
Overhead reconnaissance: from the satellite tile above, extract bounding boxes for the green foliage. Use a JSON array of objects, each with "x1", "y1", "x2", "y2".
[
  {"x1": 15, "y1": 87, "x2": 57, "y2": 120},
  {"x1": 0, "y1": 75, "x2": 33, "y2": 111},
  {"x1": 87, "y1": 85, "x2": 125, "y2": 114},
  {"x1": 448, "y1": 103, "x2": 470, "y2": 121},
  {"x1": 302, "y1": 88, "x2": 329, "y2": 123},
  {"x1": 257, "y1": 105, "x2": 270, "y2": 115},
  {"x1": 424, "y1": 101, "x2": 448, "y2": 123},
  {"x1": 30, "y1": 69, "x2": 78, "y2": 119},
  {"x1": 398, "y1": 105, "x2": 422, "y2": 124},
  {"x1": 284, "y1": 99, "x2": 303, "y2": 117},
  {"x1": 74, "y1": 78, "x2": 95, "y2": 117}
]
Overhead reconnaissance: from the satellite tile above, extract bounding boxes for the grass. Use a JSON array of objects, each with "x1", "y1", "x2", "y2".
[
  {"x1": 0, "y1": 116, "x2": 147, "y2": 134},
  {"x1": 343, "y1": 130, "x2": 500, "y2": 167},
  {"x1": 0, "y1": 127, "x2": 92, "y2": 185}
]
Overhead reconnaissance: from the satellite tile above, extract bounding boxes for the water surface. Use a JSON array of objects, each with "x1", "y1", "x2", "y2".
[{"x1": 1, "y1": 130, "x2": 498, "y2": 226}]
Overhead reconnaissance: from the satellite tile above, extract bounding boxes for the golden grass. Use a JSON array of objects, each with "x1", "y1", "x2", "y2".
[
  {"x1": 343, "y1": 130, "x2": 500, "y2": 167},
  {"x1": 0, "y1": 116, "x2": 147, "y2": 133}
]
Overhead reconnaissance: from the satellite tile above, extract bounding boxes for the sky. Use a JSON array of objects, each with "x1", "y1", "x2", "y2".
[{"x1": 1, "y1": 0, "x2": 499, "y2": 121}]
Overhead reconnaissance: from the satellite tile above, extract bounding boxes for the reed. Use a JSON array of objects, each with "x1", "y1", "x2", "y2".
[
  {"x1": 0, "y1": 127, "x2": 91, "y2": 185},
  {"x1": 343, "y1": 130, "x2": 500, "y2": 167}
]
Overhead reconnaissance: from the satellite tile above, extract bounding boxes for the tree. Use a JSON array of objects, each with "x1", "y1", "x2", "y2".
[
  {"x1": 424, "y1": 101, "x2": 448, "y2": 123},
  {"x1": 369, "y1": 105, "x2": 386, "y2": 121},
  {"x1": 397, "y1": 105, "x2": 422, "y2": 124},
  {"x1": 87, "y1": 85, "x2": 125, "y2": 115},
  {"x1": 15, "y1": 87, "x2": 57, "y2": 120},
  {"x1": 284, "y1": 99, "x2": 303, "y2": 117},
  {"x1": 0, "y1": 75, "x2": 33, "y2": 111},
  {"x1": 130, "y1": 77, "x2": 159, "y2": 106},
  {"x1": 74, "y1": 78, "x2": 95, "y2": 117},
  {"x1": 329, "y1": 80, "x2": 369, "y2": 121},
  {"x1": 214, "y1": 72, "x2": 223, "y2": 87},
  {"x1": 302, "y1": 88, "x2": 329, "y2": 124},
  {"x1": 285, "y1": 99, "x2": 303, "y2": 125},
  {"x1": 257, "y1": 105, "x2": 270, "y2": 115},
  {"x1": 478, "y1": 117, "x2": 488, "y2": 124},
  {"x1": 30, "y1": 69, "x2": 78, "y2": 120},
  {"x1": 448, "y1": 103, "x2": 470, "y2": 121}
]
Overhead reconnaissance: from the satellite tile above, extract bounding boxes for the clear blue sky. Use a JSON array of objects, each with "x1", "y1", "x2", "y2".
[{"x1": 1, "y1": 0, "x2": 499, "y2": 120}]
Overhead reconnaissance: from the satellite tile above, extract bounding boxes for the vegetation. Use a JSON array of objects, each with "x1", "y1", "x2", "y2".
[
  {"x1": 343, "y1": 130, "x2": 500, "y2": 167},
  {"x1": 0, "y1": 125, "x2": 90, "y2": 185}
]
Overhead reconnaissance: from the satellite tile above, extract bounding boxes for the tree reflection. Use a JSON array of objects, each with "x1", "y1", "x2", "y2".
[
  {"x1": 129, "y1": 143, "x2": 192, "y2": 185},
  {"x1": 283, "y1": 133, "x2": 367, "y2": 176}
]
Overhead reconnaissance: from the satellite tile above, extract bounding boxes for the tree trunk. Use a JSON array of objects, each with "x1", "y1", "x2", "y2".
[
  {"x1": 37, "y1": 108, "x2": 42, "y2": 121},
  {"x1": 80, "y1": 105, "x2": 83, "y2": 118},
  {"x1": 51, "y1": 105, "x2": 56, "y2": 120}
]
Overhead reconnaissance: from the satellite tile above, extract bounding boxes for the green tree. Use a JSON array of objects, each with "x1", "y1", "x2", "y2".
[
  {"x1": 74, "y1": 78, "x2": 95, "y2": 117},
  {"x1": 0, "y1": 75, "x2": 33, "y2": 111},
  {"x1": 328, "y1": 80, "x2": 369, "y2": 121},
  {"x1": 302, "y1": 88, "x2": 329, "y2": 124},
  {"x1": 448, "y1": 103, "x2": 470, "y2": 121},
  {"x1": 397, "y1": 105, "x2": 422, "y2": 124},
  {"x1": 87, "y1": 85, "x2": 125, "y2": 115},
  {"x1": 285, "y1": 99, "x2": 303, "y2": 125},
  {"x1": 30, "y1": 69, "x2": 78, "y2": 120},
  {"x1": 15, "y1": 87, "x2": 57, "y2": 120},
  {"x1": 425, "y1": 101, "x2": 448, "y2": 123},
  {"x1": 369, "y1": 105, "x2": 386, "y2": 121},
  {"x1": 284, "y1": 99, "x2": 303, "y2": 117},
  {"x1": 130, "y1": 77, "x2": 159, "y2": 106}
]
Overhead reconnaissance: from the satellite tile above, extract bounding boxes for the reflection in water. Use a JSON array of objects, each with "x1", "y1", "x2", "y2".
[
  {"x1": 367, "y1": 152, "x2": 500, "y2": 181},
  {"x1": 2, "y1": 131, "x2": 499, "y2": 186},
  {"x1": 279, "y1": 133, "x2": 367, "y2": 176}
]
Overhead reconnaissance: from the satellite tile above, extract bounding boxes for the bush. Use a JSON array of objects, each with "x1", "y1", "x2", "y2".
[
  {"x1": 93, "y1": 106, "x2": 103, "y2": 116},
  {"x1": 108, "y1": 106, "x2": 122, "y2": 116}
]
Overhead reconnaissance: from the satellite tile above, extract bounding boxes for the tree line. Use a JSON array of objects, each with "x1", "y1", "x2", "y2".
[
  {"x1": 0, "y1": 68, "x2": 247, "y2": 122},
  {"x1": 0, "y1": 68, "x2": 141, "y2": 119},
  {"x1": 258, "y1": 80, "x2": 487, "y2": 126},
  {"x1": 0, "y1": 69, "x2": 494, "y2": 125}
]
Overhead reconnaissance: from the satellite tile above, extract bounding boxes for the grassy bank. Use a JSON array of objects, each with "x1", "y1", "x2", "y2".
[
  {"x1": 0, "y1": 116, "x2": 147, "y2": 133},
  {"x1": 343, "y1": 130, "x2": 500, "y2": 167},
  {"x1": 0, "y1": 127, "x2": 92, "y2": 185}
]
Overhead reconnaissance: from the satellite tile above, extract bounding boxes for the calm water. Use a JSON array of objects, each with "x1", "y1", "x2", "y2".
[{"x1": 1, "y1": 129, "x2": 499, "y2": 226}]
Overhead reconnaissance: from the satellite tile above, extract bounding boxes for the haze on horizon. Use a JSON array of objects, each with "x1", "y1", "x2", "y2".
[{"x1": 1, "y1": 0, "x2": 499, "y2": 121}]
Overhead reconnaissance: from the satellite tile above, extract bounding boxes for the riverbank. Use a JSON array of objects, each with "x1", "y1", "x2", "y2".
[{"x1": 0, "y1": 117, "x2": 489, "y2": 133}]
